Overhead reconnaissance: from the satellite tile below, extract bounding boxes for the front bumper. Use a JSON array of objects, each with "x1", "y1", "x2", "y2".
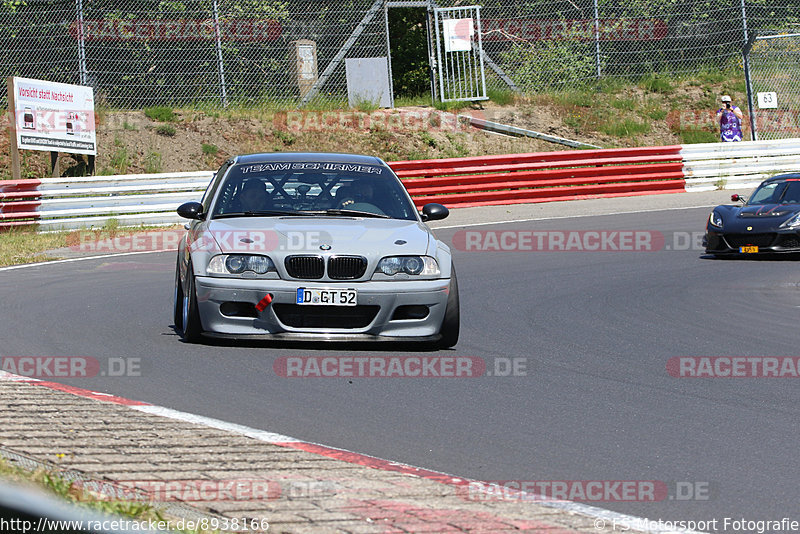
[
  {"x1": 194, "y1": 276, "x2": 450, "y2": 338},
  {"x1": 704, "y1": 230, "x2": 800, "y2": 254}
]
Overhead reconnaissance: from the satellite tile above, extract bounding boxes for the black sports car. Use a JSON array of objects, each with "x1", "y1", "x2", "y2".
[{"x1": 705, "y1": 173, "x2": 800, "y2": 255}]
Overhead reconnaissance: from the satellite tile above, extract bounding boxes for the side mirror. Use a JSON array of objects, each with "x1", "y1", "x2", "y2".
[
  {"x1": 731, "y1": 194, "x2": 745, "y2": 203},
  {"x1": 421, "y1": 203, "x2": 449, "y2": 222},
  {"x1": 177, "y1": 201, "x2": 204, "y2": 220}
]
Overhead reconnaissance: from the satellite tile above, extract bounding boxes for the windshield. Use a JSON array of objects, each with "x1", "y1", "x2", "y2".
[
  {"x1": 210, "y1": 162, "x2": 418, "y2": 220},
  {"x1": 747, "y1": 180, "x2": 800, "y2": 205}
]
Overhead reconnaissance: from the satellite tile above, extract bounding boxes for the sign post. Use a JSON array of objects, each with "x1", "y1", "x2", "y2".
[{"x1": 6, "y1": 77, "x2": 22, "y2": 180}]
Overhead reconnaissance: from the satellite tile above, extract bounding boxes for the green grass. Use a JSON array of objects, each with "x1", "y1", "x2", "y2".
[
  {"x1": 433, "y1": 99, "x2": 472, "y2": 112},
  {"x1": 679, "y1": 128, "x2": 719, "y2": 144},
  {"x1": 109, "y1": 147, "x2": 129, "y2": 173},
  {"x1": 487, "y1": 88, "x2": 516, "y2": 106},
  {"x1": 610, "y1": 97, "x2": 638, "y2": 111},
  {"x1": 122, "y1": 120, "x2": 137, "y2": 131},
  {"x1": 599, "y1": 119, "x2": 651, "y2": 137},
  {"x1": 156, "y1": 124, "x2": 176, "y2": 137},
  {"x1": 201, "y1": 143, "x2": 219, "y2": 156},
  {"x1": 0, "y1": 227, "x2": 69, "y2": 266},
  {"x1": 639, "y1": 74, "x2": 674, "y2": 94},
  {"x1": 273, "y1": 129, "x2": 295, "y2": 146},
  {"x1": 443, "y1": 133, "x2": 469, "y2": 158},
  {"x1": 0, "y1": 222, "x2": 187, "y2": 266},
  {"x1": 595, "y1": 77, "x2": 626, "y2": 94},
  {"x1": 351, "y1": 96, "x2": 381, "y2": 113},
  {"x1": 646, "y1": 108, "x2": 668, "y2": 121},
  {"x1": 551, "y1": 89, "x2": 594, "y2": 108},
  {"x1": 143, "y1": 106, "x2": 176, "y2": 122},
  {"x1": 0, "y1": 458, "x2": 223, "y2": 533},
  {"x1": 419, "y1": 131, "x2": 438, "y2": 149},
  {"x1": 144, "y1": 151, "x2": 162, "y2": 173},
  {"x1": 303, "y1": 97, "x2": 348, "y2": 112},
  {"x1": 394, "y1": 94, "x2": 432, "y2": 107}
]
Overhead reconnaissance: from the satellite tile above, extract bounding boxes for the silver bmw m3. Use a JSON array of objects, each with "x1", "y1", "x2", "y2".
[{"x1": 174, "y1": 152, "x2": 459, "y2": 348}]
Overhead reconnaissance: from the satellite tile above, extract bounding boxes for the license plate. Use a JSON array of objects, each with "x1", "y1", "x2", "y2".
[
  {"x1": 739, "y1": 245, "x2": 759, "y2": 253},
  {"x1": 296, "y1": 288, "x2": 357, "y2": 306}
]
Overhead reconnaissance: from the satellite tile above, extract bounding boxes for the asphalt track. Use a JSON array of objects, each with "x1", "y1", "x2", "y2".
[{"x1": 2, "y1": 191, "x2": 799, "y2": 529}]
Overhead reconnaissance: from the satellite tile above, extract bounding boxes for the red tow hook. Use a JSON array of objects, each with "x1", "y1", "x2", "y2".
[{"x1": 255, "y1": 293, "x2": 273, "y2": 312}]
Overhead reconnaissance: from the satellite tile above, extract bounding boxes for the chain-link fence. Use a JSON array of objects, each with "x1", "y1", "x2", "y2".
[
  {"x1": 748, "y1": 33, "x2": 800, "y2": 140},
  {"x1": 0, "y1": 0, "x2": 798, "y2": 109}
]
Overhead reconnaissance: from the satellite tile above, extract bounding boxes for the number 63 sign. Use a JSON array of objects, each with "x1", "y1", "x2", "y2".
[{"x1": 757, "y1": 91, "x2": 778, "y2": 109}]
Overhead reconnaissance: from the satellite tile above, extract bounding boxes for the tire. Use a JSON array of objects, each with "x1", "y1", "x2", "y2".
[
  {"x1": 173, "y1": 256, "x2": 184, "y2": 330},
  {"x1": 180, "y1": 261, "x2": 204, "y2": 343},
  {"x1": 435, "y1": 265, "x2": 460, "y2": 349}
]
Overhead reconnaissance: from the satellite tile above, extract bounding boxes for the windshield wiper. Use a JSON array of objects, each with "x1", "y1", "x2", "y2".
[
  {"x1": 213, "y1": 210, "x2": 308, "y2": 219},
  {"x1": 322, "y1": 209, "x2": 390, "y2": 219}
]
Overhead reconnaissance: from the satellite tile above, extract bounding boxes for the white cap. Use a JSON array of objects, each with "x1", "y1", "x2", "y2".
[{"x1": 721, "y1": 95, "x2": 732, "y2": 102}]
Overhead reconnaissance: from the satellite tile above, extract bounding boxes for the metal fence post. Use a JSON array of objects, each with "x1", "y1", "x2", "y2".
[
  {"x1": 741, "y1": 0, "x2": 757, "y2": 141},
  {"x1": 212, "y1": 0, "x2": 228, "y2": 108},
  {"x1": 593, "y1": 0, "x2": 601, "y2": 79},
  {"x1": 76, "y1": 0, "x2": 87, "y2": 86}
]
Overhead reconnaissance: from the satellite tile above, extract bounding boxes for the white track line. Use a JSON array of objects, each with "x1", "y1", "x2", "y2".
[{"x1": 433, "y1": 203, "x2": 718, "y2": 230}]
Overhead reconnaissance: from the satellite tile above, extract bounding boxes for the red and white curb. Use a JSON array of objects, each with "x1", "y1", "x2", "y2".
[{"x1": 0, "y1": 371, "x2": 703, "y2": 534}]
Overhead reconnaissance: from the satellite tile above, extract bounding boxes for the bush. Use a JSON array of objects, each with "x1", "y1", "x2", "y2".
[
  {"x1": 156, "y1": 124, "x2": 176, "y2": 137},
  {"x1": 144, "y1": 106, "x2": 176, "y2": 122},
  {"x1": 501, "y1": 39, "x2": 596, "y2": 90}
]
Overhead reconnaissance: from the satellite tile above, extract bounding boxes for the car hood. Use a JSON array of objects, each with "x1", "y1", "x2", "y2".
[
  {"x1": 737, "y1": 204, "x2": 799, "y2": 218},
  {"x1": 204, "y1": 216, "x2": 432, "y2": 256},
  {"x1": 714, "y1": 203, "x2": 800, "y2": 232}
]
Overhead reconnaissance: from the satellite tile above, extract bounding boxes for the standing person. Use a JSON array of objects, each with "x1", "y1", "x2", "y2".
[{"x1": 717, "y1": 95, "x2": 744, "y2": 142}]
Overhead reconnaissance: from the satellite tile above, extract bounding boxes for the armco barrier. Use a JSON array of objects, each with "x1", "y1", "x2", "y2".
[
  {"x1": 0, "y1": 171, "x2": 214, "y2": 230},
  {"x1": 683, "y1": 137, "x2": 800, "y2": 192},
  {"x1": 3, "y1": 139, "x2": 797, "y2": 231},
  {"x1": 394, "y1": 146, "x2": 685, "y2": 208},
  {"x1": 0, "y1": 146, "x2": 686, "y2": 230}
]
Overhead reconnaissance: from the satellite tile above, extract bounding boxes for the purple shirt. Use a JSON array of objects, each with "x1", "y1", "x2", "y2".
[{"x1": 717, "y1": 106, "x2": 742, "y2": 142}]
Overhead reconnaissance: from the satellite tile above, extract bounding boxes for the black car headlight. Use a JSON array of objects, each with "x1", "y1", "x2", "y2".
[
  {"x1": 708, "y1": 211, "x2": 723, "y2": 228},
  {"x1": 780, "y1": 213, "x2": 800, "y2": 229},
  {"x1": 208, "y1": 254, "x2": 276, "y2": 275},
  {"x1": 373, "y1": 256, "x2": 439, "y2": 277}
]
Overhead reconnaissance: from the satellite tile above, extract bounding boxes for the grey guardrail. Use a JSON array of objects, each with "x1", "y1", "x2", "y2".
[{"x1": 459, "y1": 115, "x2": 602, "y2": 149}]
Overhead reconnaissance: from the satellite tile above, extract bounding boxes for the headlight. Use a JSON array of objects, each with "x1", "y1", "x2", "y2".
[
  {"x1": 375, "y1": 256, "x2": 439, "y2": 277},
  {"x1": 208, "y1": 255, "x2": 276, "y2": 275},
  {"x1": 708, "y1": 211, "x2": 723, "y2": 228},
  {"x1": 780, "y1": 213, "x2": 800, "y2": 229}
]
